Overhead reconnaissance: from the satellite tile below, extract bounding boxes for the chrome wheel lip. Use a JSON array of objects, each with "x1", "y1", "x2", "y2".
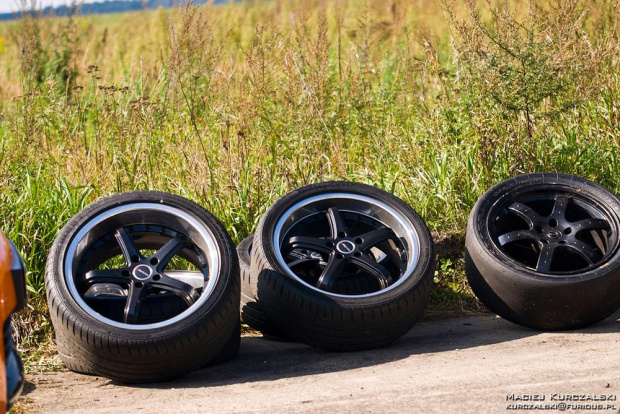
[
  {"x1": 272, "y1": 192, "x2": 421, "y2": 298},
  {"x1": 486, "y1": 187, "x2": 619, "y2": 276},
  {"x1": 64, "y1": 203, "x2": 221, "y2": 331}
]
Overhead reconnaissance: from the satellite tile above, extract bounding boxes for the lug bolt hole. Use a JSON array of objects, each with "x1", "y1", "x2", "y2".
[
  {"x1": 326, "y1": 241, "x2": 334, "y2": 248},
  {"x1": 150, "y1": 258, "x2": 158, "y2": 265},
  {"x1": 540, "y1": 239, "x2": 549, "y2": 244},
  {"x1": 131, "y1": 255, "x2": 141, "y2": 263},
  {"x1": 121, "y1": 270, "x2": 130, "y2": 277},
  {"x1": 535, "y1": 226, "x2": 543, "y2": 233},
  {"x1": 355, "y1": 238, "x2": 363, "y2": 244},
  {"x1": 563, "y1": 228, "x2": 572, "y2": 235},
  {"x1": 338, "y1": 232, "x2": 346, "y2": 238},
  {"x1": 354, "y1": 252, "x2": 362, "y2": 257},
  {"x1": 558, "y1": 240, "x2": 566, "y2": 245},
  {"x1": 135, "y1": 282, "x2": 144, "y2": 288},
  {"x1": 153, "y1": 274, "x2": 161, "y2": 281},
  {"x1": 549, "y1": 219, "x2": 558, "y2": 228},
  {"x1": 336, "y1": 254, "x2": 344, "y2": 259}
]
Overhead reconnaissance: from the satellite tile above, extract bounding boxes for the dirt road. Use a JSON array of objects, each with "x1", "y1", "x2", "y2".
[{"x1": 19, "y1": 310, "x2": 620, "y2": 413}]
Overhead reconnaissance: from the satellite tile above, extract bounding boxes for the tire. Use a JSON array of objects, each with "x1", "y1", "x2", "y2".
[
  {"x1": 466, "y1": 172, "x2": 620, "y2": 330},
  {"x1": 250, "y1": 181, "x2": 435, "y2": 351},
  {"x1": 45, "y1": 191, "x2": 240, "y2": 383},
  {"x1": 206, "y1": 315, "x2": 241, "y2": 367},
  {"x1": 238, "y1": 236, "x2": 288, "y2": 338}
]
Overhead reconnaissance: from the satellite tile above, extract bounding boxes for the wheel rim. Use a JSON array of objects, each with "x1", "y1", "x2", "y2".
[
  {"x1": 273, "y1": 193, "x2": 421, "y2": 298},
  {"x1": 64, "y1": 203, "x2": 221, "y2": 330},
  {"x1": 487, "y1": 188, "x2": 619, "y2": 275}
]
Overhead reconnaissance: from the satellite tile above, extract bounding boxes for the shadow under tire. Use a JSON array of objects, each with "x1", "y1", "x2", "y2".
[
  {"x1": 250, "y1": 181, "x2": 435, "y2": 351},
  {"x1": 466, "y1": 172, "x2": 620, "y2": 330},
  {"x1": 45, "y1": 191, "x2": 240, "y2": 383}
]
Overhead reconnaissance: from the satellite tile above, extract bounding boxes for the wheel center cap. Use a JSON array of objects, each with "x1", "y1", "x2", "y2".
[
  {"x1": 336, "y1": 240, "x2": 356, "y2": 254},
  {"x1": 547, "y1": 230, "x2": 562, "y2": 239},
  {"x1": 133, "y1": 264, "x2": 153, "y2": 280}
]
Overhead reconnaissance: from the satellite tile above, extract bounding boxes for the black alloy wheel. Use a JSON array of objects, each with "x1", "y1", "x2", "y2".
[
  {"x1": 276, "y1": 203, "x2": 411, "y2": 296},
  {"x1": 490, "y1": 192, "x2": 616, "y2": 274}
]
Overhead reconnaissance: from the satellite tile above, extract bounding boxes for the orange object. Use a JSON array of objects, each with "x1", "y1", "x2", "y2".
[{"x1": 0, "y1": 232, "x2": 26, "y2": 412}]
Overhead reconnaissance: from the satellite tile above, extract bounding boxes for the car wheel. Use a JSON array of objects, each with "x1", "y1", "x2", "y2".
[
  {"x1": 466, "y1": 173, "x2": 620, "y2": 330},
  {"x1": 250, "y1": 181, "x2": 435, "y2": 351},
  {"x1": 46, "y1": 191, "x2": 240, "y2": 383}
]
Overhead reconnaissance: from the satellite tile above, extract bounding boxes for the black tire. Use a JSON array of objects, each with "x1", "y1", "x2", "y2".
[
  {"x1": 466, "y1": 172, "x2": 620, "y2": 330},
  {"x1": 206, "y1": 315, "x2": 241, "y2": 367},
  {"x1": 45, "y1": 191, "x2": 240, "y2": 383},
  {"x1": 251, "y1": 181, "x2": 435, "y2": 351},
  {"x1": 238, "y1": 236, "x2": 287, "y2": 338}
]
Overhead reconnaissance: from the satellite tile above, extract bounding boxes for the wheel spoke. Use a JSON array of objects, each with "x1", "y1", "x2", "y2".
[
  {"x1": 84, "y1": 269, "x2": 128, "y2": 286},
  {"x1": 571, "y1": 218, "x2": 610, "y2": 233},
  {"x1": 350, "y1": 254, "x2": 393, "y2": 288},
  {"x1": 287, "y1": 250, "x2": 307, "y2": 260},
  {"x1": 189, "y1": 248, "x2": 209, "y2": 270},
  {"x1": 288, "y1": 236, "x2": 334, "y2": 254},
  {"x1": 507, "y1": 202, "x2": 544, "y2": 228},
  {"x1": 317, "y1": 256, "x2": 347, "y2": 291},
  {"x1": 358, "y1": 227, "x2": 396, "y2": 251},
  {"x1": 197, "y1": 254, "x2": 209, "y2": 269},
  {"x1": 289, "y1": 257, "x2": 324, "y2": 268},
  {"x1": 565, "y1": 240, "x2": 598, "y2": 264},
  {"x1": 550, "y1": 196, "x2": 571, "y2": 219},
  {"x1": 497, "y1": 230, "x2": 539, "y2": 246},
  {"x1": 287, "y1": 249, "x2": 325, "y2": 267},
  {"x1": 327, "y1": 207, "x2": 348, "y2": 238},
  {"x1": 151, "y1": 236, "x2": 189, "y2": 269},
  {"x1": 535, "y1": 244, "x2": 556, "y2": 272},
  {"x1": 115, "y1": 228, "x2": 143, "y2": 266},
  {"x1": 123, "y1": 284, "x2": 147, "y2": 324},
  {"x1": 152, "y1": 273, "x2": 200, "y2": 306}
]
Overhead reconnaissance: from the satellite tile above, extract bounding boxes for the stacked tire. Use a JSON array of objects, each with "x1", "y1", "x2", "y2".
[
  {"x1": 240, "y1": 181, "x2": 436, "y2": 351},
  {"x1": 238, "y1": 235, "x2": 288, "y2": 339}
]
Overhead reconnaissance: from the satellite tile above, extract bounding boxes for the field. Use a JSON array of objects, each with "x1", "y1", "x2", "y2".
[{"x1": 0, "y1": 0, "x2": 618, "y2": 363}]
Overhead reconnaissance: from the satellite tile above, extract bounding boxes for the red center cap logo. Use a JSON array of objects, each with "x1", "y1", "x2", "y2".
[
  {"x1": 133, "y1": 264, "x2": 153, "y2": 280},
  {"x1": 336, "y1": 240, "x2": 355, "y2": 254}
]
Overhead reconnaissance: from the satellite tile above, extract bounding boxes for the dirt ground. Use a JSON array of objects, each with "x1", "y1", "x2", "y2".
[{"x1": 17, "y1": 309, "x2": 620, "y2": 413}]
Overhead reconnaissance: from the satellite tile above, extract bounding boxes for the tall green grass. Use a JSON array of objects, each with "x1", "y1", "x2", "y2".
[{"x1": 0, "y1": 0, "x2": 618, "y2": 346}]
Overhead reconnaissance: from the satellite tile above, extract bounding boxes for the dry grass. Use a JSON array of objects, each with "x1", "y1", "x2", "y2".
[{"x1": 0, "y1": 0, "x2": 617, "y2": 356}]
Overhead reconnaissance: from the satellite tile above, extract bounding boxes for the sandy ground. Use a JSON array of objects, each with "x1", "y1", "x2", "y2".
[{"x1": 17, "y1": 310, "x2": 620, "y2": 413}]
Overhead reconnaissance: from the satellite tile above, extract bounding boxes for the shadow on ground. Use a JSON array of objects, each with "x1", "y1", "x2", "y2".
[{"x1": 123, "y1": 309, "x2": 619, "y2": 390}]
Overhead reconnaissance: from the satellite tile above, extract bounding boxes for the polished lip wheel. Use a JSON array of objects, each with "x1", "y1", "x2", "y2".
[
  {"x1": 273, "y1": 193, "x2": 421, "y2": 297},
  {"x1": 488, "y1": 191, "x2": 618, "y2": 274},
  {"x1": 64, "y1": 203, "x2": 221, "y2": 330}
]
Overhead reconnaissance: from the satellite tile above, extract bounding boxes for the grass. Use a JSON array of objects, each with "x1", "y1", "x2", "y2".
[{"x1": 0, "y1": 0, "x2": 617, "y2": 359}]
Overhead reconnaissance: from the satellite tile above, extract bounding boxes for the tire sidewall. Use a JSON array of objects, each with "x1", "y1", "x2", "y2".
[{"x1": 237, "y1": 235, "x2": 252, "y2": 270}]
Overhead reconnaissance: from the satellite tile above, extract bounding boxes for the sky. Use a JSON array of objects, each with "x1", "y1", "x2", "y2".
[{"x1": 0, "y1": 0, "x2": 113, "y2": 13}]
